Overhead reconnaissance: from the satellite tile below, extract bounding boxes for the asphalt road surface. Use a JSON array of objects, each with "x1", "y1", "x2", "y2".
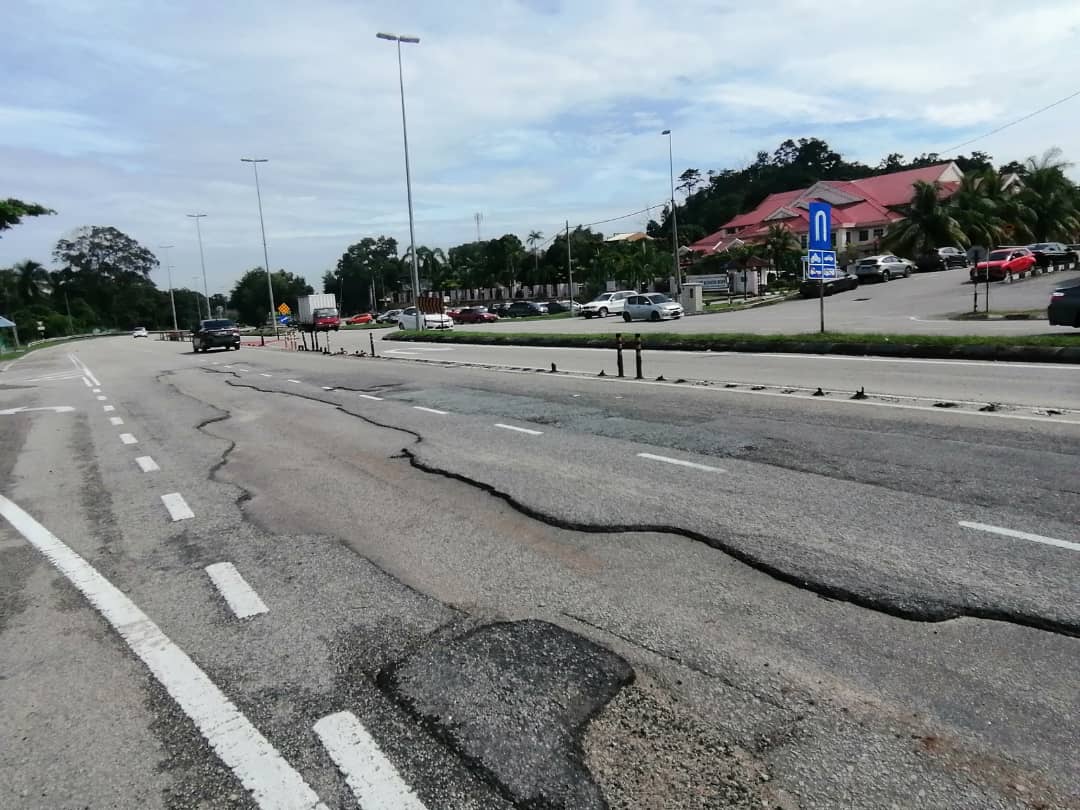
[
  {"x1": 460, "y1": 265, "x2": 1080, "y2": 336},
  {"x1": 2, "y1": 336, "x2": 1078, "y2": 810}
]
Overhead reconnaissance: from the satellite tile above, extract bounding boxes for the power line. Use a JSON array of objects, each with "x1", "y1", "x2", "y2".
[
  {"x1": 938, "y1": 87, "x2": 1080, "y2": 156},
  {"x1": 529, "y1": 199, "x2": 670, "y2": 252}
]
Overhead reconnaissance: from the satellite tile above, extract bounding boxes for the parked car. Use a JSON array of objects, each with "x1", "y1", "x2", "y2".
[
  {"x1": 505, "y1": 301, "x2": 549, "y2": 317},
  {"x1": 132, "y1": 326, "x2": 148, "y2": 338},
  {"x1": 1027, "y1": 242, "x2": 1076, "y2": 270},
  {"x1": 798, "y1": 272, "x2": 859, "y2": 298},
  {"x1": 396, "y1": 307, "x2": 454, "y2": 330},
  {"x1": 580, "y1": 291, "x2": 635, "y2": 318},
  {"x1": 489, "y1": 302, "x2": 512, "y2": 317},
  {"x1": 345, "y1": 313, "x2": 373, "y2": 325},
  {"x1": 854, "y1": 255, "x2": 914, "y2": 282},
  {"x1": 970, "y1": 248, "x2": 1037, "y2": 282},
  {"x1": 1048, "y1": 282, "x2": 1080, "y2": 327},
  {"x1": 376, "y1": 309, "x2": 403, "y2": 324},
  {"x1": 452, "y1": 306, "x2": 499, "y2": 324},
  {"x1": 623, "y1": 293, "x2": 684, "y2": 322},
  {"x1": 192, "y1": 319, "x2": 241, "y2": 352},
  {"x1": 916, "y1": 247, "x2": 969, "y2": 272},
  {"x1": 543, "y1": 300, "x2": 581, "y2": 314}
]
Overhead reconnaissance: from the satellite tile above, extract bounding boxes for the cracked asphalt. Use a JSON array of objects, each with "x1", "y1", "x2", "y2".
[{"x1": 1, "y1": 335, "x2": 1077, "y2": 810}]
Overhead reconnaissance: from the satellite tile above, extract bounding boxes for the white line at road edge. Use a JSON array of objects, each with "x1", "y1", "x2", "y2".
[
  {"x1": 0, "y1": 494, "x2": 327, "y2": 810},
  {"x1": 959, "y1": 521, "x2": 1080, "y2": 553},
  {"x1": 637, "y1": 452, "x2": 726, "y2": 473},
  {"x1": 119, "y1": 433, "x2": 138, "y2": 445},
  {"x1": 161, "y1": 492, "x2": 194, "y2": 521},
  {"x1": 135, "y1": 456, "x2": 160, "y2": 472},
  {"x1": 495, "y1": 423, "x2": 543, "y2": 435},
  {"x1": 103, "y1": 405, "x2": 115, "y2": 413},
  {"x1": 358, "y1": 394, "x2": 383, "y2": 400},
  {"x1": 412, "y1": 406, "x2": 448, "y2": 415},
  {"x1": 314, "y1": 711, "x2": 429, "y2": 810},
  {"x1": 82, "y1": 377, "x2": 92, "y2": 387},
  {"x1": 109, "y1": 416, "x2": 124, "y2": 426},
  {"x1": 205, "y1": 562, "x2": 269, "y2": 619}
]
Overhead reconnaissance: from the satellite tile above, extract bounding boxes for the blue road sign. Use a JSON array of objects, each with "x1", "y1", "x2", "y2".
[
  {"x1": 808, "y1": 202, "x2": 832, "y2": 251},
  {"x1": 806, "y1": 249, "x2": 838, "y2": 280}
]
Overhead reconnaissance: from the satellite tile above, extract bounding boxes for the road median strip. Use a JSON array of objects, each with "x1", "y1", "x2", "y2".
[{"x1": 386, "y1": 330, "x2": 1080, "y2": 364}]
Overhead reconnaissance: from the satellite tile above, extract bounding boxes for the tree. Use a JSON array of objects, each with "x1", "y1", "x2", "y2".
[
  {"x1": 948, "y1": 169, "x2": 1007, "y2": 250},
  {"x1": 1019, "y1": 148, "x2": 1080, "y2": 241},
  {"x1": 763, "y1": 224, "x2": 801, "y2": 275},
  {"x1": 883, "y1": 181, "x2": 968, "y2": 256},
  {"x1": 333, "y1": 236, "x2": 401, "y2": 310},
  {"x1": 526, "y1": 230, "x2": 544, "y2": 282},
  {"x1": 15, "y1": 260, "x2": 50, "y2": 303},
  {"x1": 229, "y1": 268, "x2": 312, "y2": 327},
  {"x1": 0, "y1": 199, "x2": 55, "y2": 235},
  {"x1": 677, "y1": 169, "x2": 703, "y2": 197}
]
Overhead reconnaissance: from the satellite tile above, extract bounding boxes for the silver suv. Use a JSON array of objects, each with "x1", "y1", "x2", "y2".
[
  {"x1": 580, "y1": 290, "x2": 635, "y2": 318},
  {"x1": 855, "y1": 254, "x2": 914, "y2": 282}
]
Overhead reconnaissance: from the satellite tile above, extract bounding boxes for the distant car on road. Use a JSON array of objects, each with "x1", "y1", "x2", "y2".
[
  {"x1": 798, "y1": 272, "x2": 859, "y2": 298},
  {"x1": 376, "y1": 309, "x2": 403, "y2": 324},
  {"x1": 1027, "y1": 242, "x2": 1076, "y2": 270},
  {"x1": 623, "y1": 293, "x2": 683, "y2": 322},
  {"x1": 396, "y1": 307, "x2": 454, "y2": 330},
  {"x1": 345, "y1": 313, "x2": 373, "y2": 325},
  {"x1": 452, "y1": 306, "x2": 499, "y2": 324},
  {"x1": 971, "y1": 248, "x2": 1036, "y2": 282},
  {"x1": 581, "y1": 291, "x2": 635, "y2": 318},
  {"x1": 132, "y1": 326, "x2": 148, "y2": 338},
  {"x1": 854, "y1": 255, "x2": 914, "y2": 282},
  {"x1": 916, "y1": 246, "x2": 969, "y2": 272},
  {"x1": 192, "y1": 319, "x2": 241, "y2": 353},
  {"x1": 504, "y1": 301, "x2": 549, "y2": 317},
  {"x1": 1048, "y1": 282, "x2": 1080, "y2": 327}
]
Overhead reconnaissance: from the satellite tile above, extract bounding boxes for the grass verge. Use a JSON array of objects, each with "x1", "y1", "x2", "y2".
[{"x1": 1, "y1": 332, "x2": 120, "y2": 363}]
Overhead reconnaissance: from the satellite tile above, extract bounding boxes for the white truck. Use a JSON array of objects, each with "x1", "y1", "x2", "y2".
[{"x1": 296, "y1": 293, "x2": 340, "y2": 332}]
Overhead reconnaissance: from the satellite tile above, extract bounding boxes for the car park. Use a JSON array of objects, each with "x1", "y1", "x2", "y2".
[
  {"x1": 622, "y1": 293, "x2": 683, "y2": 321},
  {"x1": 854, "y1": 255, "x2": 914, "y2": 282},
  {"x1": 798, "y1": 272, "x2": 859, "y2": 298},
  {"x1": 132, "y1": 326, "x2": 148, "y2": 338},
  {"x1": 452, "y1": 306, "x2": 499, "y2": 324},
  {"x1": 970, "y1": 248, "x2": 1036, "y2": 282},
  {"x1": 345, "y1": 313, "x2": 373, "y2": 325},
  {"x1": 1048, "y1": 282, "x2": 1080, "y2": 327},
  {"x1": 192, "y1": 319, "x2": 241, "y2": 352},
  {"x1": 580, "y1": 290, "x2": 635, "y2": 318},
  {"x1": 396, "y1": 307, "x2": 454, "y2": 330},
  {"x1": 505, "y1": 301, "x2": 549, "y2": 317},
  {"x1": 915, "y1": 247, "x2": 969, "y2": 272}
]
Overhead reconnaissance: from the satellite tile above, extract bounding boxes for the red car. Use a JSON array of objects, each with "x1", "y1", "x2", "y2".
[
  {"x1": 971, "y1": 248, "x2": 1036, "y2": 282},
  {"x1": 345, "y1": 313, "x2": 373, "y2": 325},
  {"x1": 452, "y1": 306, "x2": 499, "y2": 324}
]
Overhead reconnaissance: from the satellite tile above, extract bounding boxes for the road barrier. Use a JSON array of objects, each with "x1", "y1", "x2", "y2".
[{"x1": 614, "y1": 333, "x2": 645, "y2": 379}]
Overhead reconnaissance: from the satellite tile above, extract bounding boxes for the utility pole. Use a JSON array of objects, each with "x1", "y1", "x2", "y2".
[
  {"x1": 474, "y1": 211, "x2": 483, "y2": 242},
  {"x1": 662, "y1": 130, "x2": 681, "y2": 298},
  {"x1": 186, "y1": 214, "x2": 210, "y2": 315},
  {"x1": 159, "y1": 244, "x2": 179, "y2": 331},
  {"x1": 240, "y1": 158, "x2": 277, "y2": 332},
  {"x1": 566, "y1": 220, "x2": 575, "y2": 304}
]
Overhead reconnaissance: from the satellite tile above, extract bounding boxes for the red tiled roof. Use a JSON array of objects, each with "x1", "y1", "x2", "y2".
[{"x1": 847, "y1": 163, "x2": 954, "y2": 207}]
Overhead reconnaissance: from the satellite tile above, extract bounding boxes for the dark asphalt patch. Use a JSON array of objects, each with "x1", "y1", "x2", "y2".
[{"x1": 379, "y1": 619, "x2": 634, "y2": 810}]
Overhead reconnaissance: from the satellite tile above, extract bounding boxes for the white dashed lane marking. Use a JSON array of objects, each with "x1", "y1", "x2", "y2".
[
  {"x1": 413, "y1": 406, "x2": 448, "y2": 415},
  {"x1": 358, "y1": 394, "x2": 383, "y2": 401},
  {"x1": 204, "y1": 562, "x2": 269, "y2": 619},
  {"x1": 637, "y1": 452, "x2": 726, "y2": 473},
  {"x1": 103, "y1": 405, "x2": 115, "y2": 413},
  {"x1": 0, "y1": 493, "x2": 327, "y2": 810},
  {"x1": 959, "y1": 521, "x2": 1080, "y2": 553},
  {"x1": 161, "y1": 493, "x2": 194, "y2": 521},
  {"x1": 109, "y1": 416, "x2": 124, "y2": 426},
  {"x1": 96, "y1": 395, "x2": 107, "y2": 401},
  {"x1": 119, "y1": 433, "x2": 138, "y2": 445},
  {"x1": 260, "y1": 373, "x2": 272, "y2": 377},
  {"x1": 495, "y1": 423, "x2": 543, "y2": 436},
  {"x1": 288, "y1": 379, "x2": 302, "y2": 384},
  {"x1": 135, "y1": 456, "x2": 160, "y2": 473}
]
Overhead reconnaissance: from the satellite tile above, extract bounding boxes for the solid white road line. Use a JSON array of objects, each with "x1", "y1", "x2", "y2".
[
  {"x1": 135, "y1": 456, "x2": 160, "y2": 473},
  {"x1": 119, "y1": 433, "x2": 138, "y2": 445},
  {"x1": 288, "y1": 379, "x2": 302, "y2": 384},
  {"x1": 82, "y1": 376, "x2": 92, "y2": 387},
  {"x1": 0, "y1": 406, "x2": 76, "y2": 415},
  {"x1": 205, "y1": 563, "x2": 269, "y2": 619},
  {"x1": 314, "y1": 711, "x2": 429, "y2": 810},
  {"x1": 68, "y1": 354, "x2": 101, "y2": 387},
  {"x1": 161, "y1": 492, "x2": 194, "y2": 521},
  {"x1": 413, "y1": 406, "x2": 448, "y2": 415},
  {"x1": 358, "y1": 394, "x2": 383, "y2": 401},
  {"x1": 637, "y1": 452, "x2": 726, "y2": 473},
  {"x1": 495, "y1": 423, "x2": 543, "y2": 435},
  {"x1": 103, "y1": 405, "x2": 115, "y2": 413},
  {"x1": 96, "y1": 395, "x2": 107, "y2": 401},
  {"x1": 109, "y1": 416, "x2": 124, "y2": 426},
  {"x1": 959, "y1": 521, "x2": 1080, "y2": 553},
  {"x1": 0, "y1": 494, "x2": 327, "y2": 810}
]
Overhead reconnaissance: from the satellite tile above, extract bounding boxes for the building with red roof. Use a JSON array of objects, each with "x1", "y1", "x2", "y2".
[{"x1": 688, "y1": 163, "x2": 965, "y2": 257}]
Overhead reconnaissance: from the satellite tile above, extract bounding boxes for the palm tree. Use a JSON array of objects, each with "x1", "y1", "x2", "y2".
[
  {"x1": 763, "y1": 224, "x2": 800, "y2": 276},
  {"x1": 949, "y1": 169, "x2": 1006, "y2": 250},
  {"x1": 1020, "y1": 148, "x2": 1080, "y2": 241},
  {"x1": 15, "y1": 260, "x2": 50, "y2": 303},
  {"x1": 526, "y1": 230, "x2": 544, "y2": 283},
  {"x1": 884, "y1": 181, "x2": 968, "y2": 257}
]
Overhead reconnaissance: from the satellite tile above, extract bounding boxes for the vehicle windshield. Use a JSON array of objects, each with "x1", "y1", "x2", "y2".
[
  {"x1": 314, "y1": 308, "x2": 337, "y2": 318},
  {"x1": 591, "y1": 294, "x2": 613, "y2": 302},
  {"x1": 988, "y1": 251, "x2": 1009, "y2": 261},
  {"x1": 857, "y1": 257, "x2": 879, "y2": 264},
  {"x1": 202, "y1": 320, "x2": 234, "y2": 329},
  {"x1": 647, "y1": 294, "x2": 672, "y2": 303},
  {"x1": 1029, "y1": 243, "x2": 1051, "y2": 251}
]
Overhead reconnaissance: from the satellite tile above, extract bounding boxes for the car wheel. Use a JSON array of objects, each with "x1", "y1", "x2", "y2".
[
  {"x1": 650, "y1": 311, "x2": 661, "y2": 322},
  {"x1": 882, "y1": 270, "x2": 891, "y2": 282},
  {"x1": 599, "y1": 308, "x2": 608, "y2": 318},
  {"x1": 903, "y1": 268, "x2": 911, "y2": 278},
  {"x1": 622, "y1": 312, "x2": 632, "y2": 322}
]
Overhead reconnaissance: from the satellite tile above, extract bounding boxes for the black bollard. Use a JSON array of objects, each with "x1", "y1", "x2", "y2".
[
  {"x1": 615, "y1": 333, "x2": 625, "y2": 378},
  {"x1": 635, "y1": 334, "x2": 643, "y2": 380},
  {"x1": 370, "y1": 333, "x2": 376, "y2": 357}
]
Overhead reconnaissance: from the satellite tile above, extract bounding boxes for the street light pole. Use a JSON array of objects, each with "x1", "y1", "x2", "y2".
[
  {"x1": 186, "y1": 213, "x2": 210, "y2": 319},
  {"x1": 159, "y1": 244, "x2": 179, "y2": 331},
  {"x1": 662, "y1": 130, "x2": 681, "y2": 298},
  {"x1": 240, "y1": 158, "x2": 277, "y2": 331},
  {"x1": 377, "y1": 31, "x2": 423, "y2": 330},
  {"x1": 192, "y1": 276, "x2": 205, "y2": 319}
]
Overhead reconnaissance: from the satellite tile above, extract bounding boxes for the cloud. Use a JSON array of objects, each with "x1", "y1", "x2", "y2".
[{"x1": 3, "y1": 0, "x2": 1080, "y2": 293}]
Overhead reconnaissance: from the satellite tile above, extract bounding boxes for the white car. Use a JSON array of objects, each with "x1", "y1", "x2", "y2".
[
  {"x1": 580, "y1": 291, "x2": 635, "y2": 318},
  {"x1": 132, "y1": 326, "x2": 148, "y2": 338},
  {"x1": 396, "y1": 307, "x2": 454, "y2": 330},
  {"x1": 623, "y1": 293, "x2": 684, "y2": 322}
]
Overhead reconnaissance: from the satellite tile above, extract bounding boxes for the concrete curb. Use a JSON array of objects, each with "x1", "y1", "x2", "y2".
[{"x1": 385, "y1": 333, "x2": 1080, "y2": 364}]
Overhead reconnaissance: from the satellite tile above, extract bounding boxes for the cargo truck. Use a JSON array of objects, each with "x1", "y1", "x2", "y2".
[{"x1": 296, "y1": 294, "x2": 340, "y2": 332}]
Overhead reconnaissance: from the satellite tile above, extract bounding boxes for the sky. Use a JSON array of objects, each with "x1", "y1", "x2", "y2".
[{"x1": 3, "y1": 0, "x2": 1080, "y2": 296}]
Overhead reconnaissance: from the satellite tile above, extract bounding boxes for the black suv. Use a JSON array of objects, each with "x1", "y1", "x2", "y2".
[
  {"x1": 192, "y1": 319, "x2": 241, "y2": 352},
  {"x1": 505, "y1": 301, "x2": 549, "y2": 317},
  {"x1": 1027, "y1": 242, "x2": 1075, "y2": 270},
  {"x1": 916, "y1": 246, "x2": 969, "y2": 272}
]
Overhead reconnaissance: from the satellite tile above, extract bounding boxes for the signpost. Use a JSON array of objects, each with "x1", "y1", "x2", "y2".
[
  {"x1": 277, "y1": 303, "x2": 291, "y2": 315},
  {"x1": 807, "y1": 202, "x2": 834, "y2": 333}
]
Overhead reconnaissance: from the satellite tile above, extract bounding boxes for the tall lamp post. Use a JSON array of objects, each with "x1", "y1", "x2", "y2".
[
  {"x1": 377, "y1": 31, "x2": 423, "y2": 330},
  {"x1": 240, "y1": 158, "x2": 277, "y2": 331},
  {"x1": 661, "y1": 129, "x2": 681, "y2": 297},
  {"x1": 186, "y1": 213, "x2": 210, "y2": 319},
  {"x1": 192, "y1": 276, "x2": 205, "y2": 320},
  {"x1": 158, "y1": 244, "x2": 179, "y2": 331}
]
